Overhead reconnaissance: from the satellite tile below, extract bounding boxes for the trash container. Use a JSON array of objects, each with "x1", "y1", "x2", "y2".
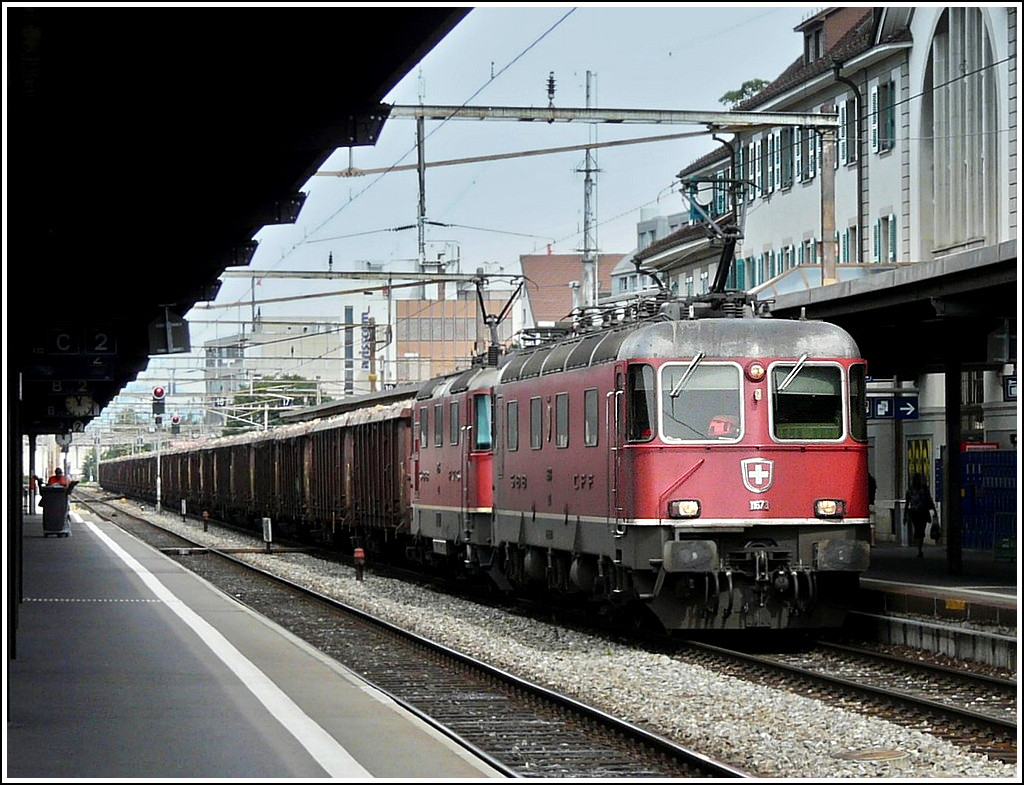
[{"x1": 40, "y1": 485, "x2": 71, "y2": 537}]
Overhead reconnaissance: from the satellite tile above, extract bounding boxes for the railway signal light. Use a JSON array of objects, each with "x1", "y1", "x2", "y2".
[
  {"x1": 152, "y1": 385, "x2": 165, "y2": 417},
  {"x1": 171, "y1": 414, "x2": 180, "y2": 435}
]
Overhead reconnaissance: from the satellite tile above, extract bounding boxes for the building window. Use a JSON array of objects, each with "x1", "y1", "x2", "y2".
[
  {"x1": 732, "y1": 257, "x2": 746, "y2": 290},
  {"x1": 780, "y1": 128, "x2": 794, "y2": 188},
  {"x1": 840, "y1": 97, "x2": 858, "y2": 163},
  {"x1": 927, "y1": 7, "x2": 997, "y2": 251},
  {"x1": 871, "y1": 79, "x2": 896, "y2": 153},
  {"x1": 714, "y1": 170, "x2": 726, "y2": 215},
  {"x1": 804, "y1": 26, "x2": 824, "y2": 64},
  {"x1": 798, "y1": 129, "x2": 817, "y2": 181},
  {"x1": 873, "y1": 214, "x2": 896, "y2": 262}
]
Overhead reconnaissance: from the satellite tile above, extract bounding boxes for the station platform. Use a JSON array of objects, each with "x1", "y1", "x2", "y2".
[
  {"x1": 848, "y1": 541, "x2": 1018, "y2": 671},
  {"x1": 5, "y1": 508, "x2": 504, "y2": 779},
  {"x1": 858, "y1": 541, "x2": 1017, "y2": 625}
]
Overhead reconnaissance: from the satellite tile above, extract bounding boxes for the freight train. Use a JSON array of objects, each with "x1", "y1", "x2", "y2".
[{"x1": 99, "y1": 285, "x2": 872, "y2": 634}]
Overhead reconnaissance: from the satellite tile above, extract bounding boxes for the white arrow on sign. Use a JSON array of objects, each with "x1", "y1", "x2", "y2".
[{"x1": 899, "y1": 400, "x2": 916, "y2": 417}]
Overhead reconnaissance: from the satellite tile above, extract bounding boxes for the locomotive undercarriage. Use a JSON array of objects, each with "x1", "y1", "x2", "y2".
[
  {"x1": 395, "y1": 506, "x2": 871, "y2": 632},
  {"x1": 443, "y1": 517, "x2": 869, "y2": 632}
]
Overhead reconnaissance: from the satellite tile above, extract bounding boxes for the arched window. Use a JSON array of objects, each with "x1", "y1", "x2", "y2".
[{"x1": 924, "y1": 8, "x2": 998, "y2": 252}]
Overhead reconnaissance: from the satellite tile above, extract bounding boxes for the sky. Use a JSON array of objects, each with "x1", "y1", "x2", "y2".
[{"x1": 146, "y1": 4, "x2": 820, "y2": 391}]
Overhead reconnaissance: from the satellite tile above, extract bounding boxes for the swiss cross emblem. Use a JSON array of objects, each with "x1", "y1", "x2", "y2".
[{"x1": 741, "y1": 458, "x2": 774, "y2": 493}]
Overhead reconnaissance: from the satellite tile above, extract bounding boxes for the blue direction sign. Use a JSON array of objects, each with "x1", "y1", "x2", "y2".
[
  {"x1": 871, "y1": 397, "x2": 894, "y2": 418},
  {"x1": 895, "y1": 395, "x2": 919, "y2": 420}
]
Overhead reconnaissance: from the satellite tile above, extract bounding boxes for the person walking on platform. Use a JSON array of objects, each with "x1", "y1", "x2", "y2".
[{"x1": 903, "y1": 473, "x2": 936, "y2": 558}]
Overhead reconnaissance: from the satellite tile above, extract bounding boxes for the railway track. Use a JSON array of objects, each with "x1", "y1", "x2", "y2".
[
  {"x1": 679, "y1": 640, "x2": 1017, "y2": 765},
  {"x1": 76, "y1": 492, "x2": 747, "y2": 778}
]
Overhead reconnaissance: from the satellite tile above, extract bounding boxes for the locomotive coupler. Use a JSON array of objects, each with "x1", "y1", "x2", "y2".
[{"x1": 753, "y1": 549, "x2": 771, "y2": 607}]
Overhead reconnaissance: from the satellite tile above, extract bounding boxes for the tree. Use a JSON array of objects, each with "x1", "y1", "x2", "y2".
[{"x1": 719, "y1": 79, "x2": 770, "y2": 109}]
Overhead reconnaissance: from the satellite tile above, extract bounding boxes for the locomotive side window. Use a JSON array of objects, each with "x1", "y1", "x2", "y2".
[
  {"x1": 627, "y1": 364, "x2": 656, "y2": 442},
  {"x1": 419, "y1": 407, "x2": 428, "y2": 449},
  {"x1": 555, "y1": 392, "x2": 569, "y2": 448},
  {"x1": 473, "y1": 394, "x2": 492, "y2": 450},
  {"x1": 584, "y1": 388, "x2": 599, "y2": 446},
  {"x1": 849, "y1": 363, "x2": 868, "y2": 441},
  {"x1": 449, "y1": 401, "x2": 460, "y2": 445},
  {"x1": 434, "y1": 403, "x2": 443, "y2": 447},
  {"x1": 771, "y1": 363, "x2": 843, "y2": 440},
  {"x1": 507, "y1": 400, "x2": 519, "y2": 451},
  {"x1": 530, "y1": 396, "x2": 543, "y2": 449},
  {"x1": 660, "y1": 363, "x2": 742, "y2": 442}
]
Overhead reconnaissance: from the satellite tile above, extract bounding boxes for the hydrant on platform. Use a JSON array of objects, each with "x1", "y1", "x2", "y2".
[{"x1": 353, "y1": 546, "x2": 366, "y2": 582}]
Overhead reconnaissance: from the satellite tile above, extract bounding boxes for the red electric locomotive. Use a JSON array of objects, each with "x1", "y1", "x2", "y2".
[{"x1": 408, "y1": 292, "x2": 872, "y2": 632}]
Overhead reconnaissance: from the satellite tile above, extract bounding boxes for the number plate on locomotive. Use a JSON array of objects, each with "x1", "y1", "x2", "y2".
[{"x1": 749, "y1": 499, "x2": 770, "y2": 511}]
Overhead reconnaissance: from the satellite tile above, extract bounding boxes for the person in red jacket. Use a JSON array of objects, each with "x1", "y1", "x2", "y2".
[{"x1": 46, "y1": 467, "x2": 68, "y2": 486}]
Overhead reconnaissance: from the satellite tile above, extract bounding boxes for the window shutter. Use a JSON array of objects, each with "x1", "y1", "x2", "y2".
[
  {"x1": 886, "y1": 80, "x2": 896, "y2": 151},
  {"x1": 870, "y1": 85, "x2": 879, "y2": 153},
  {"x1": 748, "y1": 143, "x2": 756, "y2": 200},
  {"x1": 737, "y1": 146, "x2": 745, "y2": 203},
  {"x1": 798, "y1": 243, "x2": 804, "y2": 265},
  {"x1": 842, "y1": 229, "x2": 849, "y2": 263},
  {"x1": 808, "y1": 130, "x2": 816, "y2": 178},
  {"x1": 774, "y1": 130, "x2": 781, "y2": 189},
  {"x1": 795, "y1": 130, "x2": 803, "y2": 181},
  {"x1": 838, "y1": 102, "x2": 847, "y2": 164},
  {"x1": 872, "y1": 220, "x2": 880, "y2": 262},
  {"x1": 888, "y1": 213, "x2": 896, "y2": 261},
  {"x1": 755, "y1": 139, "x2": 763, "y2": 198},
  {"x1": 847, "y1": 98, "x2": 858, "y2": 162}
]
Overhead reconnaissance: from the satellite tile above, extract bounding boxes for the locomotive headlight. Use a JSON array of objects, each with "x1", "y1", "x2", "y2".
[
  {"x1": 814, "y1": 499, "x2": 846, "y2": 519},
  {"x1": 745, "y1": 362, "x2": 766, "y2": 382},
  {"x1": 667, "y1": 499, "x2": 701, "y2": 518}
]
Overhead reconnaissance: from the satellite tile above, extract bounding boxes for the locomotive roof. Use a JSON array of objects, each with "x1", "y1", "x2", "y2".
[
  {"x1": 499, "y1": 315, "x2": 861, "y2": 383},
  {"x1": 416, "y1": 364, "x2": 501, "y2": 400}
]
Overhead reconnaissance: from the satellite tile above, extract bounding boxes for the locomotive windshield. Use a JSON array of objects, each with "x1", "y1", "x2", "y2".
[
  {"x1": 770, "y1": 363, "x2": 844, "y2": 440},
  {"x1": 660, "y1": 363, "x2": 742, "y2": 442}
]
